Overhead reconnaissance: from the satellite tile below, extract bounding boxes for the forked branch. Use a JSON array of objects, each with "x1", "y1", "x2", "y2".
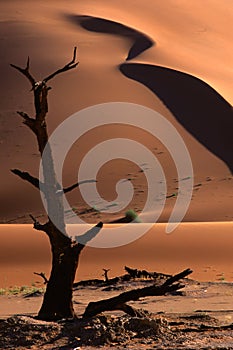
[
  {"x1": 11, "y1": 47, "x2": 79, "y2": 155},
  {"x1": 10, "y1": 56, "x2": 36, "y2": 88},
  {"x1": 11, "y1": 47, "x2": 78, "y2": 89},
  {"x1": 43, "y1": 47, "x2": 79, "y2": 83},
  {"x1": 29, "y1": 215, "x2": 51, "y2": 235},
  {"x1": 34, "y1": 272, "x2": 48, "y2": 284},
  {"x1": 75, "y1": 222, "x2": 103, "y2": 252}
]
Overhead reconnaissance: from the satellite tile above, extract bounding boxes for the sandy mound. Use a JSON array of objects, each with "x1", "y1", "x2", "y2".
[{"x1": 1, "y1": 312, "x2": 233, "y2": 349}]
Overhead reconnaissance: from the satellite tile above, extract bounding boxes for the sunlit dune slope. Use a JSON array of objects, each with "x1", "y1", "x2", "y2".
[{"x1": 0, "y1": 0, "x2": 232, "y2": 223}]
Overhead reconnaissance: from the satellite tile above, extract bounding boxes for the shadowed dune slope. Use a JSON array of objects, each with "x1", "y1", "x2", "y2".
[
  {"x1": 66, "y1": 14, "x2": 154, "y2": 61},
  {"x1": 120, "y1": 63, "x2": 233, "y2": 173},
  {"x1": 69, "y1": 13, "x2": 233, "y2": 173}
]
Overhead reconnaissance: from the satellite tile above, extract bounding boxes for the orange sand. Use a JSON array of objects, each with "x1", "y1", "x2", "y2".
[
  {"x1": 0, "y1": 2, "x2": 232, "y2": 293},
  {"x1": 0, "y1": 223, "x2": 233, "y2": 288},
  {"x1": 0, "y1": 0, "x2": 232, "y2": 224}
]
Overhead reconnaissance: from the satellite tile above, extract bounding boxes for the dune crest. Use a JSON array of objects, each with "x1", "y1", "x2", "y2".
[
  {"x1": 66, "y1": 14, "x2": 154, "y2": 61},
  {"x1": 68, "y1": 13, "x2": 233, "y2": 173}
]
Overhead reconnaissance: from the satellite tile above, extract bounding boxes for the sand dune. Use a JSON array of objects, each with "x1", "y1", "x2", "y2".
[
  {"x1": 1, "y1": 223, "x2": 233, "y2": 288},
  {"x1": 120, "y1": 63, "x2": 233, "y2": 172},
  {"x1": 67, "y1": 15, "x2": 154, "y2": 61},
  {"x1": 0, "y1": 0, "x2": 232, "y2": 223},
  {"x1": 0, "y1": 1, "x2": 232, "y2": 293}
]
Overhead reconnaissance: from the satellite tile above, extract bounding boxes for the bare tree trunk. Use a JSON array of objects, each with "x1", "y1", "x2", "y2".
[
  {"x1": 37, "y1": 222, "x2": 102, "y2": 321},
  {"x1": 37, "y1": 228, "x2": 80, "y2": 320},
  {"x1": 38, "y1": 240, "x2": 78, "y2": 319},
  {"x1": 11, "y1": 48, "x2": 102, "y2": 321}
]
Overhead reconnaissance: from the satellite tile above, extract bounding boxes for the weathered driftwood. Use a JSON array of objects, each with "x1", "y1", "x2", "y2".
[{"x1": 83, "y1": 268, "x2": 192, "y2": 318}]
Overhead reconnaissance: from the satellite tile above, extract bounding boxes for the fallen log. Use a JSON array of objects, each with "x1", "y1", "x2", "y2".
[{"x1": 83, "y1": 268, "x2": 192, "y2": 318}]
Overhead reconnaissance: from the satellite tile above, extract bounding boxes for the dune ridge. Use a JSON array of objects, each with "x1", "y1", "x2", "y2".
[
  {"x1": 66, "y1": 14, "x2": 154, "y2": 61},
  {"x1": 69, "y1": 13, "x2": 233, "y2": 173}
]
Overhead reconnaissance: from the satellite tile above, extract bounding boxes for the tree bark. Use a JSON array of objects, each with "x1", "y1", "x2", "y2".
[
  {"x1": 37, "y1": 221, "x2": 103, "y2": 321},
  {"x1": 37, "y1": 227, "x2": 80, "y2": 320}
]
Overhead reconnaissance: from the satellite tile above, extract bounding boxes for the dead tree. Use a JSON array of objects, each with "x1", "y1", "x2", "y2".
[
  {"x1": 11, "y1": 48, "x2": 103, "y2": 321},
  {"x1": 83, "y1": 268, "x2": 192, "y2": 318}
]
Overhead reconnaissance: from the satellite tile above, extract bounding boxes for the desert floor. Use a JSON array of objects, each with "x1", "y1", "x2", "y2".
[{"x1": 1, "y1": 272, "x2": 233, "y2": 349}]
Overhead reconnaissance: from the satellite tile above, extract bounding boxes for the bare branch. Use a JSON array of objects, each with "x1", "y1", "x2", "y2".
[
  {"x1": 17, "y1": 111, "x2": 32, "y2": 121},
  {"x1": 29, "y1": 215, "x2": 51, "y2": 235},
  {"x1": 29, "y1": 214, "x2": 42, "y2": 228},
  {"x1": 26, "y1": 56, "x2": 30, "y2": 70},
  {"x1": 63, "y1": 179, "x2": 97, "y2": 194},
  {"x1": 83, "y1": 268, "x2": 192, "y2": 318},
  {"x1": 34, "y1": 272, "x2": 48, "y2": 284},
  {"x1": 163, "y1": 268, "x2": 192, "y2": 286},
  {"x1": 63, "y1": 182, "x2": 80, "y2": 194},
  {"x1": 17, "y1": 111, "x2": 37, "y2": 133},
  {"x1": 11, "y1": 169, "x2": 43, "y2": 190},
  {"x1": 43, "y1": 47, "x2": 79, "y2": 83},
  {"x1": 75, "y1": 222, "x2": 103, "y2": 250},
  {"x1": 29, "y1": 214, "x2": 38, "y2": 223},
  {"x1": 10, "y1": 57, "x2": 36, "y2": 88}
]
